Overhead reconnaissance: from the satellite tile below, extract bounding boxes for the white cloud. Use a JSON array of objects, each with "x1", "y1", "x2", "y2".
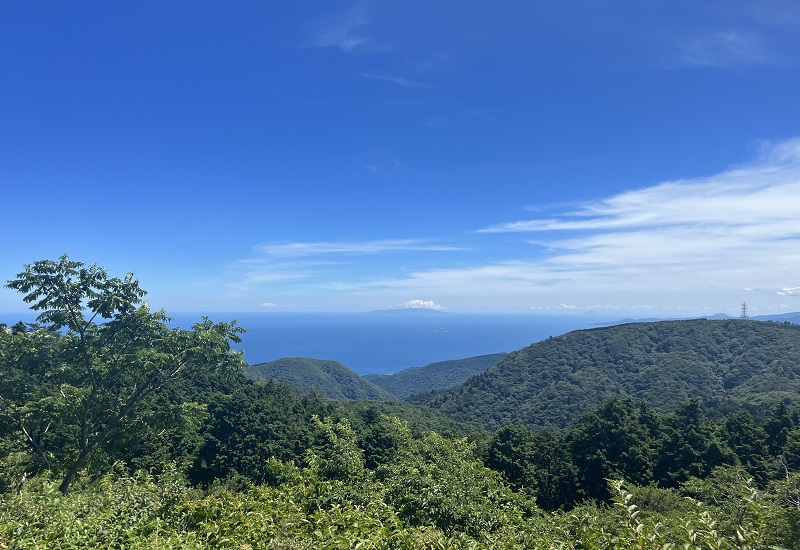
[
  {"x1": 550, "y1": 303, "x2": 578, "y2": 310},
  {"x1": 260, "y1": 302, "x2": 280, "y2": 308},
  {"x1": 218, "y1": 140, "x2": 800, "y2": 314},
  {"x1": 481, "y1": 140, "x2": 800, "y2": 235},
  {"x1": 256, "y1": 239, "x2": 465, "y2": 257},
  {"x1": 334, "y1": 140, "x2": 800, "y2": 313},
  {"x1": 394, "y1": 299, "x2": 446, "y2": 310}
]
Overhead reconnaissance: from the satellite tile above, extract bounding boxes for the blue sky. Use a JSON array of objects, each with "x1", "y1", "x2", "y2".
[{"x1": 2, "y1": 1, "x2": 800, "y2": 315}]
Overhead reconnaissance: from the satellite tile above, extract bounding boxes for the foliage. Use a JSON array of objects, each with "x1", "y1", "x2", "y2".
[
  {"x1": 0, "y1": 255, "x2": 245, "y2": 493},
  {"x1": 306, "y1": 416, "x2": 367, "y2": 482},
  {"x1": 418, "y1": 319, "x2": 800, "y2": 431},
  {"x1": 364, "y1": 353, "x2": 507, "y2": 399},
  {"x1": 4, "y1": 257, "x2": 800, "y2": 547},
  {"x1": 245, "y1": 357, "x2": 396, "y2": 401},
  {"x1": 3, "y1": 465, "x2": 799, "y2": 548},
  {"x1": 378, "y1": 421, "x2": 531, "y2": 537},
  {"x1": 484, "y1": 396, "x2": 800, "y2": 511},
  {"x1": 485, "y1": 424, "x2": 576, "y2": 510},
  {"x1": 653, "y1": 400, "x2": 736, "y2": 487},
  {"x1": 185, "y1": 375, "x2": 336, "y2": 486},
  {"x1": 342, "y1": 400, "x2": 488, "y2": 472},
  {"x1": 567, "y1": 396, "x2": 655, "y2": 501}
]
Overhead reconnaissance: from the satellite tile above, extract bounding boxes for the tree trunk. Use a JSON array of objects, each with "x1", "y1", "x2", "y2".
[{"x1": 59, "y1": 449, "x2": 92, "y2": 494}]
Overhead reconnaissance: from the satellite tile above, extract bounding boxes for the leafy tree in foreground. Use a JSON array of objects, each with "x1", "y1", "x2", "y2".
[
  {"x1": 567, "y1": 396, "x2": 654, "y2": 501},
  {"x1": 485, "y1": 425, "x2": 576, "y2": 510},
  {"x1": 378, "y1": 420, "x2": 530, "y2": 537},
  {"x1": 0, "y1": 255, "x2": 245, "y2": 493}
]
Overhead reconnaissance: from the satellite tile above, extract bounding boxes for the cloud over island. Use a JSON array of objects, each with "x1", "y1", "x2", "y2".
[{"x1": 392, "y1": 299, "x2": 446, "y2": 310}]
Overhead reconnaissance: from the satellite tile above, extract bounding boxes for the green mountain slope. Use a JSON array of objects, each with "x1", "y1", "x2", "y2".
[
  {"x1": 412, "y1": 319, "x2": 800, "y2": 431},
  {"x1": 364, "y1": 353, "x2": 507, "y2": 398},
  {"x1": 244, "y1": 357, "x2": 396, "y2": 401}
]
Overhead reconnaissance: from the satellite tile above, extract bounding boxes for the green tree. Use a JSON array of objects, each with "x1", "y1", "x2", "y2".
[
  {"x1": 722, "y1": 409, "x2": 769, "y2": 482},
  {"x1": 764, "y1": 401, "x2": 798, "y2": 455},
  {"x1": 0, "y1": 255, "x2": 245, "y2": 493},
  {"x1": 306, "y1": 415, "x2": 366, "y2": 482},
  {"x1": 654, "y1": 399, "x2": 735, "y2": 486},
  {"x1": 485, "y1": 425, "x2": 576, "y2": 510},
  {"x1": 485, "y1": 425, "x2": 536, "y2": 492},
  {"x1": 567, "y1": 396, "x2": 654, "y2": 501},
  {"x1": 379, "y1": 421, "x2": 527, "y2": 537}
]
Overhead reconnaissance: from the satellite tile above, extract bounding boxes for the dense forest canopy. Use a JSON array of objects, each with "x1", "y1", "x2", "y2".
[
  {"x1": 3, "y1": 258, "x2": 800, "y2": 547},
  {"x1": 413, "y1": 319, "x2": 800, "y2": 430},
  {"x1": 244, "y1": 357, "x2": 396, "y2": 401},
  {"x1": 365, "y1": 353, "x2": 507, "y2": 399}
]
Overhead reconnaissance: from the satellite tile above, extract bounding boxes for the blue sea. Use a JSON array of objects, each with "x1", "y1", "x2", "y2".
[
  {"x1": 170, "y1": 312, "x2": 613, "y2": 376},
  {"x1": 2, "y1": 310, "x2": 612, "y2": 375}
]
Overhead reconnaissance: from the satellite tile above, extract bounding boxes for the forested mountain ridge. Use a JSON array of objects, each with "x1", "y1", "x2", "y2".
[
  {"x1": 413, "y1": 319, "x2": 800, "y2": 430},
  {"x1": 6, "y1": 257, "x2": 800, "y2": 547},
  {"x1": 244, "y1": 357, "x2": 396, "y2": 401},
  {"x1": 364, "y1": 353, "x2": 507, "y2": 398}
]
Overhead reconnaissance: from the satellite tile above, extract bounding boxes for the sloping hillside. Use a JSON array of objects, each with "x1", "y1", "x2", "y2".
[
  {"x1": 364, "y1": 353, "x2": 507, "y2": 398},
  {"x1": 244, "y1": 357, "x2": 396, "y2": 401},
  {"x1": 412, "y1": 319, "x2": 800, "y2": 430}
]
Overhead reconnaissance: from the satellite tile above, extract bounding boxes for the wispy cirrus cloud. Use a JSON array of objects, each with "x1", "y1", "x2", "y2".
[
  {"x1": 256, "y1": 239, "x2": 465, "y2": 257},
  {"x1": 310, "y1": 3, "x2": 372, "y2": 53},
  {"x1": 479, "y1": 141, "x2": 800, "y2": 301},
  {"x1": 222, "y1": 141, "x2": 800, "y2": 313},
  {"x1": 675, "y1": 29, "x2": 769, "y2": 67},
  {"x1": 481, "y1": 140, "x2": 800, "y2": 234},
  {"x1": 531, "y1": 303, "x2": 657, "y2": 312},
  {"x1": 359, "y1": 72, "x2": 432, "y2": 88},
  {"x1": 223, "y1": 238, "x2": 466, "y2": 305},
  {"x1": 332, "y1": 140, "x2": 800, "y2": 313}
]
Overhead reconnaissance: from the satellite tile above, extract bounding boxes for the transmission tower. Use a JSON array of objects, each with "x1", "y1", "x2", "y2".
[{"x1": 740, "y1": 302, "x2": 748, "y2": 320}]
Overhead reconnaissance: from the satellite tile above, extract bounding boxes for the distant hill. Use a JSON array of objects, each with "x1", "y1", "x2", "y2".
[
  {"x1": 753, "y1": 312, "x2": 800, "y2": 324},
  {"x1": 364, "y1": 353, "x2": 507, "y2": 399},
  {"x1": 411, "y1": 319, "x2": 800, "y2": 431},
  {"x1": 595, "y1": 311, "x2": 800, "y2": 326},
  {"x1": 244, "y1": 357, "x2": 396, "y2": 401}
]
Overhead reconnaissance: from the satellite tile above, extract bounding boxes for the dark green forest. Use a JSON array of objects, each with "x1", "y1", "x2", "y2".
[
  {"x1": 412, "y1": 319, "x2": 800, "y2": 430},
  {"x1": 364, "y1": 353, "x2": 507, "y2": 399},
  {"x1": 244, "y1": 357, "x2": 396, "y2": 401},
  {"x1": 3, "y1": 257, "x2": 800, "y2": 548},
  {"x1": 245, "y1": 353, "x2": 506, "y2": 401}
]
